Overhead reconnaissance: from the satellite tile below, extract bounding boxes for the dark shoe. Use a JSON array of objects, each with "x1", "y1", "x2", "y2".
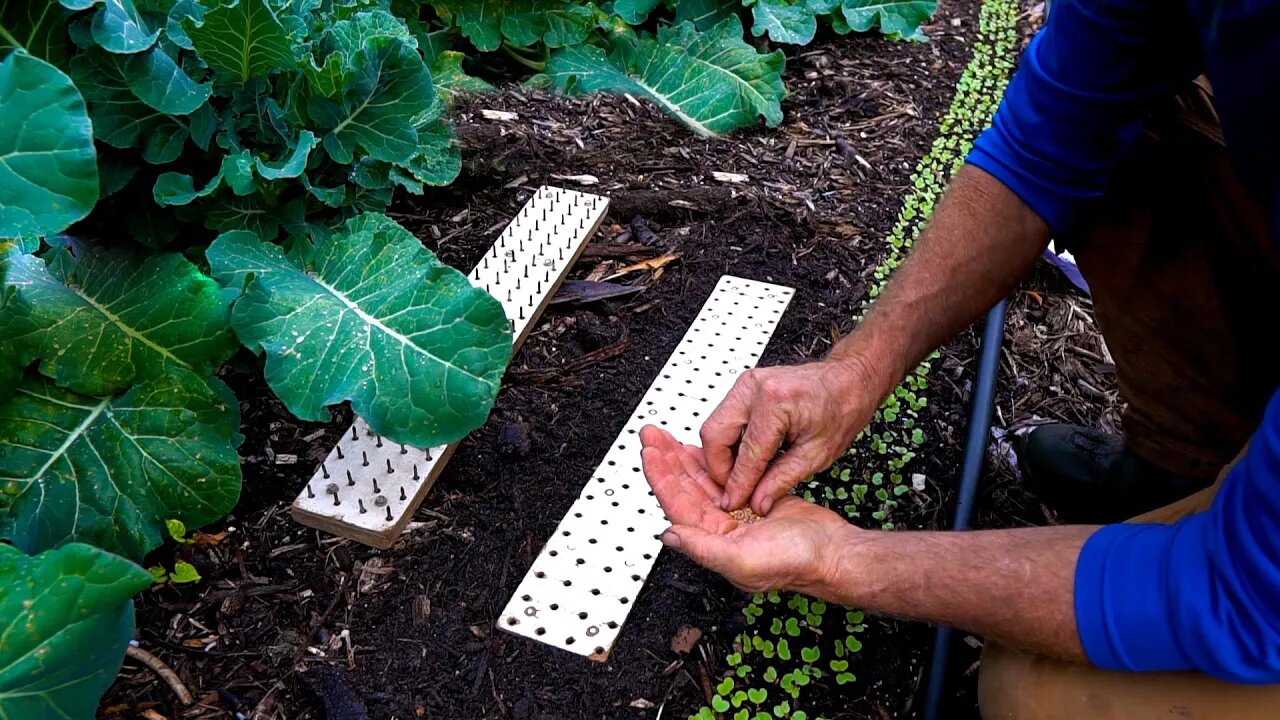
[{"x1": 1013, "y1": 424, "x2": 1214, "y2": 524}]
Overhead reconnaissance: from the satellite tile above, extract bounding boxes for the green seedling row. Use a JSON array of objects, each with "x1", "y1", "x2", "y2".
[{"x1": 693, "y1": 0, "x2": 1019, "y2": 716}]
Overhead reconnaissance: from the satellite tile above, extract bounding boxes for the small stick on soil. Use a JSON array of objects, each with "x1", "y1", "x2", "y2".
[{"x1": 126, "y1": 645, "x2": 194, "y2": 706}]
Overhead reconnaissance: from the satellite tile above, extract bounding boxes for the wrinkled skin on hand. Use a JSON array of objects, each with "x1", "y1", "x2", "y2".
[
  {"x1": 699, "y1": 358, "x2": 878, "y2": 515},
  {"x1": 640, "y1": 425, "x2": 851, "y2": 595}
]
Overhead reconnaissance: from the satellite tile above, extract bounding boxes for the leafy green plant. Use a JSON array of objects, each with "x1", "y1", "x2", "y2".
[
  {"x1": 406, "y1": 0, "x2": 936, "y2": 135},
  {"x1": 693, "y1": 0, "x2": 1018, "y2": 716},
  {"x1": 0, "y1": 543, "x2": 152, "y2": 718},
  {"x1": 0, "y1": 3, "x2": 507, "y2": 714}
]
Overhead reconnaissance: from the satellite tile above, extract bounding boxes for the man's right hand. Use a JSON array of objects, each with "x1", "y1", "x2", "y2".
[{"x1": 700, "y1": 355, "x2": 883, "y2": 515}]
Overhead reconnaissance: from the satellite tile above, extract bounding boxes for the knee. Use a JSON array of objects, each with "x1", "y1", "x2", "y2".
[{"x1": 977, "y1": 642, "x2": 1033, "y2": 720}]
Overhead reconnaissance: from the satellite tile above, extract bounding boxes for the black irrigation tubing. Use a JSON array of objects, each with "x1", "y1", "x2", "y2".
[{"x1": 921, "y1": 297, "x2": 1009, "y2": 720}]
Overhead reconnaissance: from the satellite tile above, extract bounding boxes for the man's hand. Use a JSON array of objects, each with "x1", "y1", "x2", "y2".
[
  {"x1": 640, "y1": 425, "x2": 853, "y2": 595},
  {"x1": 700, "y1": 357, "x2": 881, "y2": 515}
]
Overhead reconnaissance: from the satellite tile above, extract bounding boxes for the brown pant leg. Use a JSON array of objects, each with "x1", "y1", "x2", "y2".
[
  {"x1": 977, "y1": 444, "x2": 1280, "y2": 719},
  {"x1": 1066, "y1": 78, "x2": 1279, "y2": 481}
]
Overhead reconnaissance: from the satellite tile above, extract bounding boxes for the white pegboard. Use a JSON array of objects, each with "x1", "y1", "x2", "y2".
[
  {"x1": 497, "y1": 275, "x2": 794, "y2": 660},
  {"x1": 292, "y1": 186, "x2": 610, "y2": 548}
]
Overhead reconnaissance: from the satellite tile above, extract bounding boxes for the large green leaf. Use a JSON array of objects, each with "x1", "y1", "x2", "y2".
[
  {"x1": 0, "y1": 543, "x2": 152, "y2": 720},
  {"x1": 500, "y1": 1, "x2": 595, "y2": 49},
  {"x1": 309, "y1": 24, "x2": 437, "y2": 165},
  {"x1": 255, "y1": 129, "x2": 317, "y2": 180},
  {"x1": 672, "y1": 0, "x2": 739, "y2": 29},
  {"x1": 0, "y1": 369, "x2": 242, "y2": 560},
  {"x1": 59, "y1": 0, "x2": 161, "y2": 54},
  {"x1": 435, "y1": 0, "x2": 595, "y2": 52},
  {"x1": 838, "y1": 0, "x2": 935, "y2": 39},
  {"x1": 747, "y1": 0, "x2": 819, "y2": 45},
  {"x1": 69, "y1": 45, "x2": 197, "y2": 160},
  {"x1": 430, "y1": 50, "x2": 493, "y2": 104},
  {"x1": 207, "y1": 213, "x2": 511, "y2": 448},
  {"x1": 123, "y1": 43, "x2": 213, "y2": 115},
  {"x1": 548, "y1": 16, "x2": 785, "y2": 136},
  {"x1": 0, "y1": 240, "x2": 237, "y2": 396},
  {"x1": 0, "y1": 1, "x2": 72, "y2": 64},
  {"x1": 613, "y1": 0, "x2": 665, "y2": 24},
  {"x1": 0, "y1": 53, "x2": 99, "y2": 240},
  {"x1": 184, "y1": 0, "x2": 296, "y2": 84}
]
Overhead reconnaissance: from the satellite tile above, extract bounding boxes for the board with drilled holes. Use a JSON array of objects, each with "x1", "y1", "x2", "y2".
[
  {"x1": 291, "y1": 186, "x2": 610, "y2": 548},
  {"x1": 496, "y1": 275, "x2": 794, "y2": 660}
]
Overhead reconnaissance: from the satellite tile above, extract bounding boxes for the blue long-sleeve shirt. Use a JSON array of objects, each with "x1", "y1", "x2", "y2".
[{"x1": 966, "y1": 0, "x2": 1280, "y2": 683}]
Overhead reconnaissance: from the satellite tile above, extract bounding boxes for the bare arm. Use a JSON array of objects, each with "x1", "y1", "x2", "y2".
[
  {"x1": 706, "y1": 164, "x2": 1051, "y2": 512},
  {"x1": 828, "y1": 164, "x2": 1051, "y2": 408},
  {"x1": 817, "y1": 525, "x2": 1094, "y2": 661},
  {"x1": 643, "y1": 425, "x2": 1094, "y2": 662}
]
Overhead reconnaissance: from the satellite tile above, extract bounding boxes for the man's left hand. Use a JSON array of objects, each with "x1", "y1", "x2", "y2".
[{"x1": 640, "y1": 425, "x2": 853, "y2": 594}]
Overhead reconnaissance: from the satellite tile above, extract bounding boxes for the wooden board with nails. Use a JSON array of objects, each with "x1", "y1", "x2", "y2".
[{"x1": 291, "y1": 186, "x2": 610, "y2": 548}]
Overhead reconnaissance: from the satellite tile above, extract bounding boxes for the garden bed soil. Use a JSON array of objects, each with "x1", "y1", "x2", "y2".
[{"x1": 102, "y1": 2, "x2": 1120, "y2": 718}]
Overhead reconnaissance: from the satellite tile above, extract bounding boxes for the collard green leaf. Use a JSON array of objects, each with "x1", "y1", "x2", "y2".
[
  {"x1": 153, "y1": 166, "x2": 224, "y2": 205},
  {"x1": 97, "y1": 150, "x2": 141, "y2": 198},
  {"x1": 434, "y1": 0, "x2": 505, "y2": 52},
  {"x1": 166, "y1": 0, "x2": 204, "y2": 49},
  {"x1": 396, "y1": 119, "x2": 460, "y2": 190},
  {"x1": 0, "y1": 1, "x2": 73, "y2": 64},
  {"x1": 255, "y1": 129, "x2": 317, "y2": 180},
  {"x1": 435, "y1": 0, "x2": 594, "y2": 52},
  {"x1": 142, "y1": 118, "x2": 190, "y2": 163},
  {"x1": 748, "y1": 0, "x2": 819, "y2": 45},
  {"x1": 613, "y1": 0, "x2": 665, "y2": 24},
  {"x1": 207, "y1": 213, "x2": 511, "y2": 448},
  {"x1": 500, "y1": 1, "x2": 595, "y2": 49},
  {"x1": 431, "y1": 50, "x2": 493, "y2": 104},
  {"x1": 200, "y1": 193, "x2": 285, "y2": 239},
  {"x1": 123, "y1": 42, "x2": 213, "y2": 115},
  {"x1": 0, "y1": 241, "x2": 237, "y2": 395},
  {"x1": 59, "y1": 0, "x2": 161, "y2": 54},
  {"x1": 0, "y1": 543, "x2": 152, "y2": 720},
  {"x1": 548, "y1": 17, "x2": 785, "y2": 136},
  {"x1": 0, "y1": 53, "x2": 99, "y2": 240},
  {"x1": 0, "y1": 369, "x2": 242, "y2": 559},
  {"x1": 185, "y1": 0, "x2": 295, "y2": 84},
  {"x1": 672, "y1": 0, "x2": 739, "y2": 29},
  {"x1": 310, "y1": 37, "x2": 437, "y2": 165},
  {"x1": 69, "y1": 45, "x2": 195, "y2": 159},
  {"x1": 839, "y1": 0, "x2": 935, "y2": 39}
]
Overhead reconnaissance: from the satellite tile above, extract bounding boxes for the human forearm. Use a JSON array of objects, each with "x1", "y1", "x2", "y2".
[
  {"x1": 813, "y1": 525, "x2": 1095, "y2": 662},
  {"x1": 827, "y1": 165, "x2": 1050, "y2": 401}
]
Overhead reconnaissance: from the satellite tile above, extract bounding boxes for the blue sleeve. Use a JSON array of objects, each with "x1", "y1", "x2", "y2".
[
  {"x1": 966, "y1": 0, "x2": 1201, "y2": 234},
  {"x1": 1074, "y1": 388, "x2": 1280, "y2": 683}
]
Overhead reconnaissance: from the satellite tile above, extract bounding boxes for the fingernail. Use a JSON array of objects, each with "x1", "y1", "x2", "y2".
[
  {"x1": 660, "y1": 531, "x2": 681, "y2": 550},
  {"x1": 719, "y1": 495, "x2": 730, "y2": 511},
  {"x1": 760, "y1": 498, "x2": 773, "y2": 515}
]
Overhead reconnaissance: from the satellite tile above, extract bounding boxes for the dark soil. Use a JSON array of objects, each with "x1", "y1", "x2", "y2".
[{"x1": 103, "y1": 2, "x2": 1119, "y2": 719}]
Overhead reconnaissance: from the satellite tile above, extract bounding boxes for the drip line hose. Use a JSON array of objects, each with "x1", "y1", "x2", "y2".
[{"x1": 921, "y1": 298, "x2": 1009, "y2": 720}]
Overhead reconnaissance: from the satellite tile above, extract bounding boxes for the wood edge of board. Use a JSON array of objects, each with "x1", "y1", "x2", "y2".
[{"x1": 289, "y1": 191, "x2": 611, "y2": 549}]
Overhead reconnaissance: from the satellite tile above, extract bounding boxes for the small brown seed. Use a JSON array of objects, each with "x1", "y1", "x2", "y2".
[{"x1": 729, "y1": 507, "x2": 763, "y2": 525}]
